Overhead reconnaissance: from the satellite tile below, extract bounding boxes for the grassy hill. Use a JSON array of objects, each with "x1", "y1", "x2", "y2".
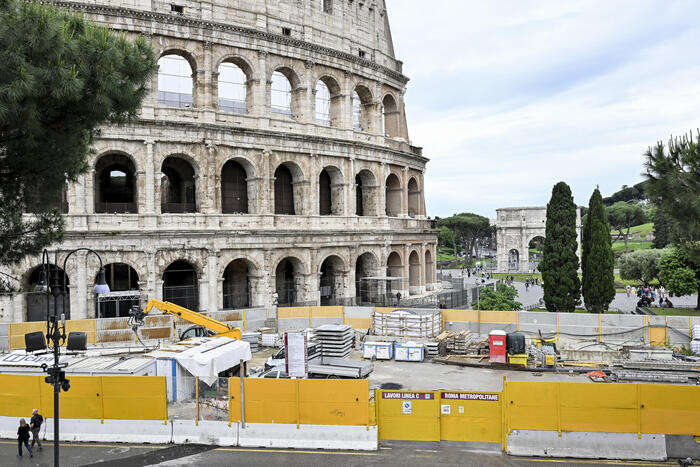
[{"x1": 611, "y1": 222, "x2": 653, "y2": 253}]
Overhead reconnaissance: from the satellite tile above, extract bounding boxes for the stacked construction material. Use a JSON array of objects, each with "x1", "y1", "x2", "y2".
[
  {"x1": 315, "y1": 324, "x2": 354, "y2": 357},
  {"x1": 241, "y1": 332, "x2": 260, "y2": 352},
  {"x1": 692, "y1": 324, "x2": 700, "y2": 355},
  {"x1": 372, "y1": 310, "x2": 442, "y2": 338},
  {"x1": 261, "y1": 333, "x2": 281, "y2": 347},
  {"x1": 424, "y1": 342, "x2": 439, "y2": 358},
  {"x1": 437, "y1": 330, "x2": 487, "y2": 355}
]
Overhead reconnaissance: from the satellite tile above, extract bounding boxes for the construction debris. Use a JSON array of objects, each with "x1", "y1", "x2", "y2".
[
  {"x1": 372, "y1": 310, "x2": 441, "y2": 338},
  {"x1": 436, "y1": 330, "x2": 487, "y2": 355},
  {"x1": 316, "y1": 324, "x2": 354, "y2": 358}
]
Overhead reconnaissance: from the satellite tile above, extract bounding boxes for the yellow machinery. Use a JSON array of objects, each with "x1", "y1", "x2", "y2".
[
  {"x1": 507, "y1": 354, "x2": 528, "y2": 367},
  {"x1": 129, "y1": 299, "x2": 242, "y2": 341},
  {"x1": 532, "y1": 331, "x2": 558, "y2": 367}
]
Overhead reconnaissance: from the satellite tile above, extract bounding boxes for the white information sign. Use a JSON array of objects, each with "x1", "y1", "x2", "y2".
[
  {"x1": 441, "y1": 404, "x2": 451, "y2": 415},
  {"x1": 402, "y1": 400, "x2": 412, "y2": 414},
  {"x1": 285, "y1": 332, "x2": 308, "y2": 378},
  {"x1": 458, "y1": 406, "x2": 465, "y2": 414}
]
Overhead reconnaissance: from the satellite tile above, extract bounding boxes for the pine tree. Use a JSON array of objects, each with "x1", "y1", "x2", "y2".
[
  {"x1": 0, "y1": 0, "x2": 156, "y2": 264},
  {"x1": 540, "y1": 182, "x2": 581, "y2": 312},
  {"x1": 582, "y1": 188, "x2": 615, "y2": 312}
]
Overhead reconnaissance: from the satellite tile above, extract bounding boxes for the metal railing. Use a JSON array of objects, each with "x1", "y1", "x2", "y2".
[{"x1": 95, "y1": 202, "x2": 137, "y2": 214}]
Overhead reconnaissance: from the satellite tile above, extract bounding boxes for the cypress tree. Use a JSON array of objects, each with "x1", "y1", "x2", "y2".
[
  {"x1": 582, "y1": 188, "x2": 615, "y2": 312},
  {"x1": 540, "y1": 182, "x2": 581, "y2": 312}
]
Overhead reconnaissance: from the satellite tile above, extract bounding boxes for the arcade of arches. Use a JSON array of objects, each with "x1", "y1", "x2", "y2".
[{"x1": 11, "y1": 246, "x2": 437, "y2": 320}]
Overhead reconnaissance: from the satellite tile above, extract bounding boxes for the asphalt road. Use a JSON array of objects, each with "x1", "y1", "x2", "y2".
[{"x1": 0, "y1": 440, "x2": 678, "y2": 467}]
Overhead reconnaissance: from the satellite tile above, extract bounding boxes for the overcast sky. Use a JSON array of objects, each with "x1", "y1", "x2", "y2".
[{"x1": 386, "y1": 0, "x2": 700, "y2": 219}]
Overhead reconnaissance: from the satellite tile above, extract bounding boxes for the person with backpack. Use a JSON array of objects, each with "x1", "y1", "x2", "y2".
[
  {"x1": 17, "y1": 418, "x2": 32, "y2": 458},
  {"x1": 30, "y1": 409, "x2": 43, "y2": 449}
]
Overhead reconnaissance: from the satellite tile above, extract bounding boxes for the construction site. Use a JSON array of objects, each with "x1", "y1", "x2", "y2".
[{"x1": 0, "y1": 297, "x2": 698, "y2": 463}]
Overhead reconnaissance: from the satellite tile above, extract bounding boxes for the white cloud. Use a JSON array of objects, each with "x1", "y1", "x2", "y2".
[{"x1": 386, "y1": 0, "x2": 700, "y2": 217}]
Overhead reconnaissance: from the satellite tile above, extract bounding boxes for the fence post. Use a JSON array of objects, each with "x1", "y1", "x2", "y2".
[
  {"x1": 99, "y1": 377, "x2": 105, "y2": 424},
  {"x1": 163, "y1": 377, "x2": 168, "y2": 425},
  {"x1": 239, "y1": 360, "x2": 246, "y2": 429},
  {"x1": 296, "y1": 379, "x2": 301, "y2": 429},
  {"x1": 598, "y1": 313, "x2": 602, "y2": 342},
  {"x1": 556, "y1": 383, "x2": 561, "y2": 437},
  {"x1": 195, "y1": 377, "x2": 199, "y2": 426},
  {"x1": 636, "y1": 384, "x2": 642, "y2": 439}
]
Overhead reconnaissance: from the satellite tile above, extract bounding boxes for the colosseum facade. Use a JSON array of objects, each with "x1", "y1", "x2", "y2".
[{"x1": 0, "y1": 0, "x2": 437, "y2": 322}]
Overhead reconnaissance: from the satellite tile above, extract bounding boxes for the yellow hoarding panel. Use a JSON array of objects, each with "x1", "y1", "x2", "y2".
[
  {"x1": 374, "y1": 307, "x2": 399, "y2": 314},
  {"x1": 345, "y1": 317, "x2": 371, "y2": 329},
  {"x1": 641, "y1": 384, "x2": 700, "y2": 435},
  {"x1": 442, "y1": 310, "x2": 478, "y2": 323},
  {"x1": 506, "y1": 382, "x2": 557, "y2": 431},
  {"x1": 277, "y1": 307, "x2": 311, "y2": 319},
  {"x1": 299, "y1": 379, "x2": 369, "y2": 426},
  {"x1": 101, "y1": 376, "x2": 166, "y2": 421},
  {"x1": 480, "y1": 310, "x2": 518, "y2": 324},
  {"x1": 559, "y1": 383, "x2": 637, "y2": 433},
  {"x1": 243, "y1": 378, "x2": 298, "y2": 424},
  {"x1": 310, "y1": 306, "x2": 344, "y2": 318},
  {"x1": 0, "y1": 374, "x2": 42, "y2": 417},
  {"x1": 376, "y1": 390, "x2": 439, "y2": 441},
  {"x1": 9, "y1": 319, "x2": 97, "y2": 350},
  {"x1": 439, "y1": 391, "x2": 502, "y2": 443},
  {"x1": 39, "y1": 376, "x2": 102, "y2": 419}
]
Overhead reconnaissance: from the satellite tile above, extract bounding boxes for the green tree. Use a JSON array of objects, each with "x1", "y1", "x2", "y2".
[
  {"x1": 606, "y1": 201, "x2": 646, "y2": 253},
  {"x1": 437, "y1": 213, "x2": 491, "y2": 261},
  {"x1": 582, "y1": 188, "x2": 615, "y2": 312},
  {"x1": 475, "y1": 283, "x2": 522, "y2": 311},
  {"x1": 644, "y1": 133, "x2": 700, "y2": 243},
  {"x1": 0, "y1": 0, "x2": 156, "y2": 265},
  {"x1": 652, "y1": 209, "x2": 674, "y2": 249},
  {"x1": 618, "y1": 249, "x2": 666, "y2": 286},
  {"x1": 540, "y1": 182, "x2": 581, "y2": 312},
  {"x1": 437, "y1": 226, "x2": 461, "y2": 258},
  {"x1": 658, "y1": 245, "x2": 699, "y2": 309}
]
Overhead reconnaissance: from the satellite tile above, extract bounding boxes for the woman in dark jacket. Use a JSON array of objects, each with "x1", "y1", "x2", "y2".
[{"x1": 17, "y1": 418, "x2": 33, "y2": 457}]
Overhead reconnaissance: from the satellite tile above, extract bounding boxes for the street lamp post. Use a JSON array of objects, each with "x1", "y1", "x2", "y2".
[{"x1": 34, "y1": 248, "x2": 109, "y2": 467}]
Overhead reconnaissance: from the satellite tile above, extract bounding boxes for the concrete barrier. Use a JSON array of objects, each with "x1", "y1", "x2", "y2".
[
  {"x1": 172, "y1": 420, "x2": 238, "y2": 446},
  {"x1": 239, "y1": 423, "x2": 378, "y2": 450},
  {"x1": 506, "y1": 430, "x2": 667, "y2": 461}
]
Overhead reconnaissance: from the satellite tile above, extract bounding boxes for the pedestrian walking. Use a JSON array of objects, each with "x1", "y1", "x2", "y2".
[
  {"x1": 396, "y1": 291, "x2": 401, "y2": 306},
  {"x1": 17, "y1": 419, "x2": 32, "y2": 458},
  {"x1": 30, "y1": 409, "x2": 43, "y2": 450},
  {"x1": 625, "y1": 285, "x2": 631, "y2": 297},
  {"x1": 660, "y1": 286, "x2": 666, "y2": 299}
]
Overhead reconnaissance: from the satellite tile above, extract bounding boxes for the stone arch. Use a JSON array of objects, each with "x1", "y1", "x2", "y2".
[
  {"x1": 270, "y1": 66, "x2": 302, "y2": 118},
  {"x1": 94, "y1": 152, "x2": 138, "y2": 213},
  {"x1": 528, "y1": 235, "x2": 546, "y2": 271},
  {"x1": 385, "y1": 173, "x2": 402, "y2": 217},
  {"x1": 408, "y1": 177, "x2": 420, "y2": 218},
  {"x1": 314, "y1": 75, "x2": 342, "y2": 127},
  {"x1": 318, "y1": 165, "x2": 344, "y2": 216},
  {"x1": 24, "y1": 264, "x2": 70, "y2": 321},
  {"x1": 319, "y1": 254, "x2": 345, "y2": 305},
  {"x1": 275, "y1": 256, "x2": 305, "y2": 306},
  {"x1": 217, "y1": 56, "x2": 254, "y2": 114},
  {"x1": 221, "y1": 158, "x2": 253, "y2": 214},
  {"x1": 352, "y1": 84, "x2": 373, "y2": 132},
  {"x1": 409, "y1": 250, "x2": 421, "y2": 295},
  {"x1": 222, "y1": 258, "x2": 257, "y2": 309},
  {"x1": 386, "y1": 251, "x2": 403, "y2": 278},
  {"x1": 160, "y1": 156, "x2": 197, "y2": 213},
  {"x1": 162, "y1": 259, "x2": 199, "y2": 310},
  {"x1": 382, "y1": 93, "x2": 399, "y2": 138},
  {"x1": 274, "y1": 161, "x2": 305, "y2": 215},
  {"x1": 157, "y1": 51, "x2": 196, "y2": 108},
  {"x1": 355, "y1": 251, "x2": 378, "y2": 303},
  {"x1": 95, "y1": 263, "x2": 140, "y2": 318},
  {"x1": 508, "y1": 249, "x2": 520, "y2": 271},
  {"x1": 424, "y1": 249, "x2": 434, "y2": 289},
  {"x1": 355, "y1": 169, "x2": 377, "y2": 216}
]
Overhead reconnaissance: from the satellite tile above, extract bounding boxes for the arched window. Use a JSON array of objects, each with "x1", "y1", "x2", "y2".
[
  {"x1": 508, "y1": 249, "x2": 519, "y2": 271},
  {"x1": 409, "y1": 250, "x2": 421, "y2": 295},
  {"x1": 319, "y1": 169, "x2": 332, "y2": 216},
  {"x1": 161, "y1": 157, "x2": 196, "y2": 213},
  {"x1": 223, "y1": 259, "x2": 252, "y2": 309},
  {"x1": 274, "y1": 165, "x2": 295, "y2": 215},
  {"x1": 382, "y1": 94, "x2": 399, "y2": 138},
  {"x1": 355, "y1": 252, "x2": 377, "y2": 304},
  {"x1": 25, "y1": 265, "x2": 70, "y2": 321},
  {"x1": 271, "y1": 71, "x2": 292, "y2": 116},
  {"x1": 163, "y1": 260, "x2": 198, "y2": 310},
  {"x1": 221, "y1": 160, "x2": 249, "y2": 214},
  {"x1": 356, "y1": 170, "x2": 377, "y2": 216},
  {"x1": 385, "y1": 173, "x2": 401, "y2": 217},
  {"x1": 97, "y1": 263, "x2": 139, "y2": 318},
  {"x1": 315, "y1": 80, "x2": 331, "y2": 126},
  {"x1": 355, "y1": 174, "x2": 364, "y2": 217},
  {"x1": 352, "y1": 91, "x2": 362, "y2": 131},
  {"x1": 25, "y1": 184, "x2": 68, "y2": 214},
  {"x1": 276, "y1": 258, "x2": 302, "y2": 306},
  {"x1": 424, "y1": 250, "x2": 434, "y2": 288},
  {"x1": 320, "y1": 255, "x2": 344, "y2": 306},
  {"x1": 158, "y1": 55, "x2": 193, "y2": 108},
  {"x1": 408, "y1": 177, "x2": 420, "y2": 218},
  {"x1": 218, "y1": 62, "x2": 247, "y2": 114},
  {"x1": 95, "y1": 153, "x2": 137, "y2": 213}
]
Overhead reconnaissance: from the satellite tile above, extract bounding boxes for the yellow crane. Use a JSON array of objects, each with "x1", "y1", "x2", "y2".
[{"x1": 129, "y1": 299, "x2": 242, "y2": 341}]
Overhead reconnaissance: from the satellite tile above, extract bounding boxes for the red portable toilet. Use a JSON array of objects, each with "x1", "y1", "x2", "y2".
[{"x1": 489, "y1": 330, "x2": 507, "y2": 364}]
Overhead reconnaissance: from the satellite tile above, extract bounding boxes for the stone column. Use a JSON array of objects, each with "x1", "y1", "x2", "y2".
[
  {"x1": 401, "y1": 166, "x2": 409, "y2": 217},
  {"x1": 262, "y1": 150, "x2": 272, "y2": 214},
  {"x1": 402, "y1": 244, "x2": 410, "y2": 297},
  {"x1": 75, "y1": 256, "x2": 88, "y2": 319},
  {"x1": 146, "y1": 252, "x2": 157, "y2": 301},
  {"x1": 346, "y1": 157, "x2": 354, "y2": 216},
  {"x1": 144, "y1": 140, "x2": 155, "y2": 214},
  {"x1": 12, "y1": 293, "x2": 25, "y2": 323},
  {"x1": 207, "y1": 252, "x2": 218, "y2": 313},
  {"x1": 254, "y1": 50, "x2": 268, "y2": 118},
  {"x1": 379, "y1": 163, "x2": 387, "y2": 217},
  {"x1": 198, "y1": 277, "x2": 209, "y2": 313},
  {"x1": 309, "y1": 248, "x2": 319, "y2": 305},
  {"x1": 263, "y1": 249, "x2": 273, "y2": 308}
]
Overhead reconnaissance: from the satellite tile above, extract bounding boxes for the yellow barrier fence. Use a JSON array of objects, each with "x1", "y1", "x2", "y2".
[
  {"x1": 9, "y1": 319, "x2": 97, "y2": 350},
  {"x1": 376, "y1": 390, "x2": 440, "y2": 441},
  {"x1": 229, "y1": 377, "x2": 370, "y2": 427},
  {"x1": 0, "y1": 374, "x2": 167, "y2": 422}
]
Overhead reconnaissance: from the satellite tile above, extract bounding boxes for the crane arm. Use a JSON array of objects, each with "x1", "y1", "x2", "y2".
[{"x1": 132, "y1": 299, "x2": 241, "y2": 340}]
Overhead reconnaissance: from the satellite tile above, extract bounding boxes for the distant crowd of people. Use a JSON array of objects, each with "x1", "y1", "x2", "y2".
[{"x1": 630, "y1": 285, "x2": 673, "y2": 308}]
